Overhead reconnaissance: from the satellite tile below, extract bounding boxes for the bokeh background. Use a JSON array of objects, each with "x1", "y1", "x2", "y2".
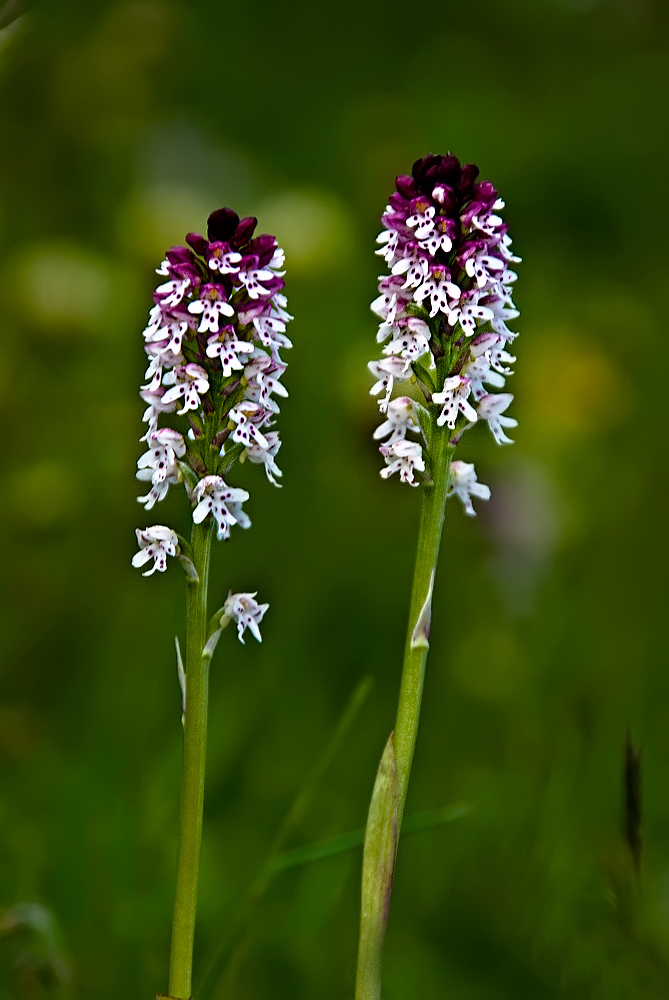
[{"x1": 1, "y1": 0, "x2": 668, "y2": 996}]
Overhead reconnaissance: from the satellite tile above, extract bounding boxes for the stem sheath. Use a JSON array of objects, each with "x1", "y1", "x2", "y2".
[{"x1": 168, "y1": 520, "x2": 215, "y2": 999}]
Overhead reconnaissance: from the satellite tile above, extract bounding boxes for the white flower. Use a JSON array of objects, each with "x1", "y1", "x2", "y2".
[
  {"x1": 205, "y1": 332, "x2": 255, "y2": 377},
  {"x1": 392, "y1": 252, "x2": 430, "y2": 290},
  {"x1": 414, "y1": 274, "x2": 461, "y2": 319},
  {"x1": 448, "y1": 301, "x2": 495, "y2": 337},
  {"x1": 192, "y1": 475, "x2": 251, "y2": 540},
  {"x1": 477, "y1": 392, "x2": 517, "y2": 445},
  {"x1": 143, "y1": 340, "x2": 184, "y2": 392},
  {"x1": 252, "y1": 314, "x2": 293, "y2": 352},
  {"x1": 406, "y1": 204, "x2": 435, "y2": 239},
  {"x1": 223, "y1": 591, "x2": 268, "y2": 644},
  {"x1": 139, "y1": 387, "x2": 178, "y2": 436},
  {"x1": 465, "y1": 252, "x2": 505, "y2": 289},
  {"x1": 244, "y1": 430, "x2": 283, "y2": 487},
  {"x1": 228, "y1": 402, "x2": 270, "y2": 449},
  {"x1": 162, "y1": 364, "x2": 210, "y2": 415},
  {"x1": 243, "y1": 353, "x2": 288, "y2": 414},
  {"x1": 373, "y1": 396, "x2": 420, "y2": 445},
  {"x1": 379, "y1": 439, "x2": 425, "y2": 487},
  {"x1": 383, "y1": 317, "x2": 431, "y2": 362},
  {"x1": 155, "y1": 278, "x2": 191, "y2": 309},
  {"x1": 462, "y1": 348, "x2": 504, "y2": 399},
  {"x1": 432, "y1": 376, "x2": 478, "y2": 428},
  {"x1": 136, "y1": 428, "x2": 185, "y2": 507},
  {"x1": 132, "y1": 525, "x2": 179, "y2": 575},
  {"x1": 418, "y1": 231, "x2": 452, "y2": 256},
  {"x1": 207, "y1": 247, "x2": 242, "y2": 274},
  {"x1": 368, "y1": 356, "x2": 411, "y2": 413},
  {"x1": 237, "y1": 267, "x2": 274, "y2": 299},
  {"x1": 375, "y1": 228, "x2": 399, "y2": 264},
  {"x1": 187, "y1": 289, "x2": 234, "y2": 333},
  {"x1": 448, "y1": 461, "x2": 491, "y2": 516}
]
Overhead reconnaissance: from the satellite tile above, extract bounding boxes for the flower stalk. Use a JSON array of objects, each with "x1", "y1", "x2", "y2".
[
  {"x1": 394, "y1": 420, "x2": 451, "y2": 823},
  {"x1": 169, "y1": 519, "x2": 214, "y2": 999},
  {"x1": 356, "y1": 153, "x2": 521, "y2": 998}
]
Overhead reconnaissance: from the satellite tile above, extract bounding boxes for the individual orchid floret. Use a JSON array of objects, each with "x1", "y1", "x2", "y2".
[
  {"x1": 205, "y1": 329, "x2": 255, "y2": 376},
  {"x1": 368, "y1": 356, "x2": 411, "y2": 413},
  {"x1": 162, "y1": 364, "x2": 210, "y2": 415},
  {"x1": 221, "y1": 591, "x2": 269, "y2": 644},
  {"x1": 244, "y1": 431, "x2": 283, "y2": 487},
  {"x1": 132, "y1": 525, "x2": 179, "y2": 575},
  {"x1": 447, "y1": 461, "x2": 491, "y2": 517},
  {"x1": 187, "y1": 284, "x2": 235, "y2": 333},
  {"x1": 477, "y1": 393, "x2": 517, "y2": 445},
  {"x1": 192, "y1": 476, "x2": 251, "y2": 541},
  {"x1": 228, "y1": 401, "x2": 270, "y2": 449},
  {"x1": 379, "y1": 439, "x2": 425, "y2": 487},
  {"x1": 383, "y1": 318, "x2": 431, "y2": 363},
  {"x1": 136, "y1": 428, "x2": 186, "y2": 508},
  {"x1": 373, "y1": 397, "x2": 421, "y2": 445},
  {"x1": 432, "y1": 376, "x2": 478, "y2": 429}
]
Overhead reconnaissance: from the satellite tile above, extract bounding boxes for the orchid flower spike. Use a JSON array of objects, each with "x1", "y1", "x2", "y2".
[
  {"x1": 133, "y1": 207, "x2": 292, "y2": 572},
  {"x1": 368, "y1": 153, "x2": 521, "y2": 513}
]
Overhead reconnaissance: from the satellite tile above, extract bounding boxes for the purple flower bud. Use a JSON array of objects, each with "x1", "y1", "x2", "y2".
[
  {"x1": 395, "y1": 174, "x2": 417, "y2": 200},
  {"x1": 185, "y1": 232, "x2": 209, "y2": 256},
  {"x1": 207, "y1": 207, "x2": 240, "y2": 243},
  {"x1": 458, "y1": 162, "x2": 480, "y2": 194},
  {"x1": 233, "y1": 216, "x2": 258, "y2": 248}
]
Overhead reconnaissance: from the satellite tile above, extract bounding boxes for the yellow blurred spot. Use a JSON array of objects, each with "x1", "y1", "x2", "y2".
[
  {"x1": 452, "y1": 628, "x2": 529, "y2": 702},
  {"x1": 519, "y1": 330, "x2": 630, "y2": 437},
  {"x1": 13, "y1": 243, "x2": 112, "y2": 334},
  {"x1": 8, "y1": 460, "x2": 80, "y2": 528},
  {"x1": 257, "y1": 190, "x2": 357, "y2": 274}
]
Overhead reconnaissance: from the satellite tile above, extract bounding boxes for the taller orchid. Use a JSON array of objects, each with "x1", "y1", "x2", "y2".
[
  {"x1": 132, "y1": 207, "x2": 291, "y2": 1000},
  {"x1": 356, "y1": 155, "x2": 521, "y2": 1000}
]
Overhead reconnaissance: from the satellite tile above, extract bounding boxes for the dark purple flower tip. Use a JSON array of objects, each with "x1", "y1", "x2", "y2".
[
  {"x1": 395, "y1": 174, "x2": 417, "y2": 200},
  {"x1": 171, "y1": 261, "x2": 201, "y2": 284},
  {"x1": 458, "y1": 162, "x2": 480, "y2": 194},
  {"x1": 207, "y1": 207, "x2": 240, "y2": 243},
  {"x1": 412, "y1": 153, "x2": 463, "y2": 195},
  {"x1": 233, "y1": 216, "x2": 258, "y2": 248},
  {"x1": 248, "y1": 233, "x2": 277, "y2": 265},
  {"x1": 167, "y1": 245, "x2": 195, "y2": 265},
  {"x1": 185, "y1": 232, "x2": 209, "y2": 256},
  {"x1": 472, "y1": 181, "x2": 497, "y2": 203}
]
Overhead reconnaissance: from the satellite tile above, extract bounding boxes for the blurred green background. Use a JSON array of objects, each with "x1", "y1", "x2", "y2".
[{"x1": 1, "y1": 0, "x2": 668, "y2": 996}]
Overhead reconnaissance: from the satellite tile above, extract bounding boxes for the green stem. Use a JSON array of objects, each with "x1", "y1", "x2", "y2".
[
  {"x1": 168, "y1": 519, "x2": 215, "y2": 999},
  {"x1": 354, "y1": 418, "x2": 452, "y2": 1000},
  {"x1": 394, "y1": 420, "x2": 451, "y2": 825}
]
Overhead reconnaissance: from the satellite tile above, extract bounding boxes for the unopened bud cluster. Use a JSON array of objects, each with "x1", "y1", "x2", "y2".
[{"x1": 369, "y1": 153, "x2": 520, "y2": 513}]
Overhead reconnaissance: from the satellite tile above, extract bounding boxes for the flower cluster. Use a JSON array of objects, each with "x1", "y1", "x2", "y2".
[
  {"x1": 133, "y1": 207, "x2": 292, "y2": 572},
  {"x1": 368, "y1": 154, "x2": 520, "y2": 513}
]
